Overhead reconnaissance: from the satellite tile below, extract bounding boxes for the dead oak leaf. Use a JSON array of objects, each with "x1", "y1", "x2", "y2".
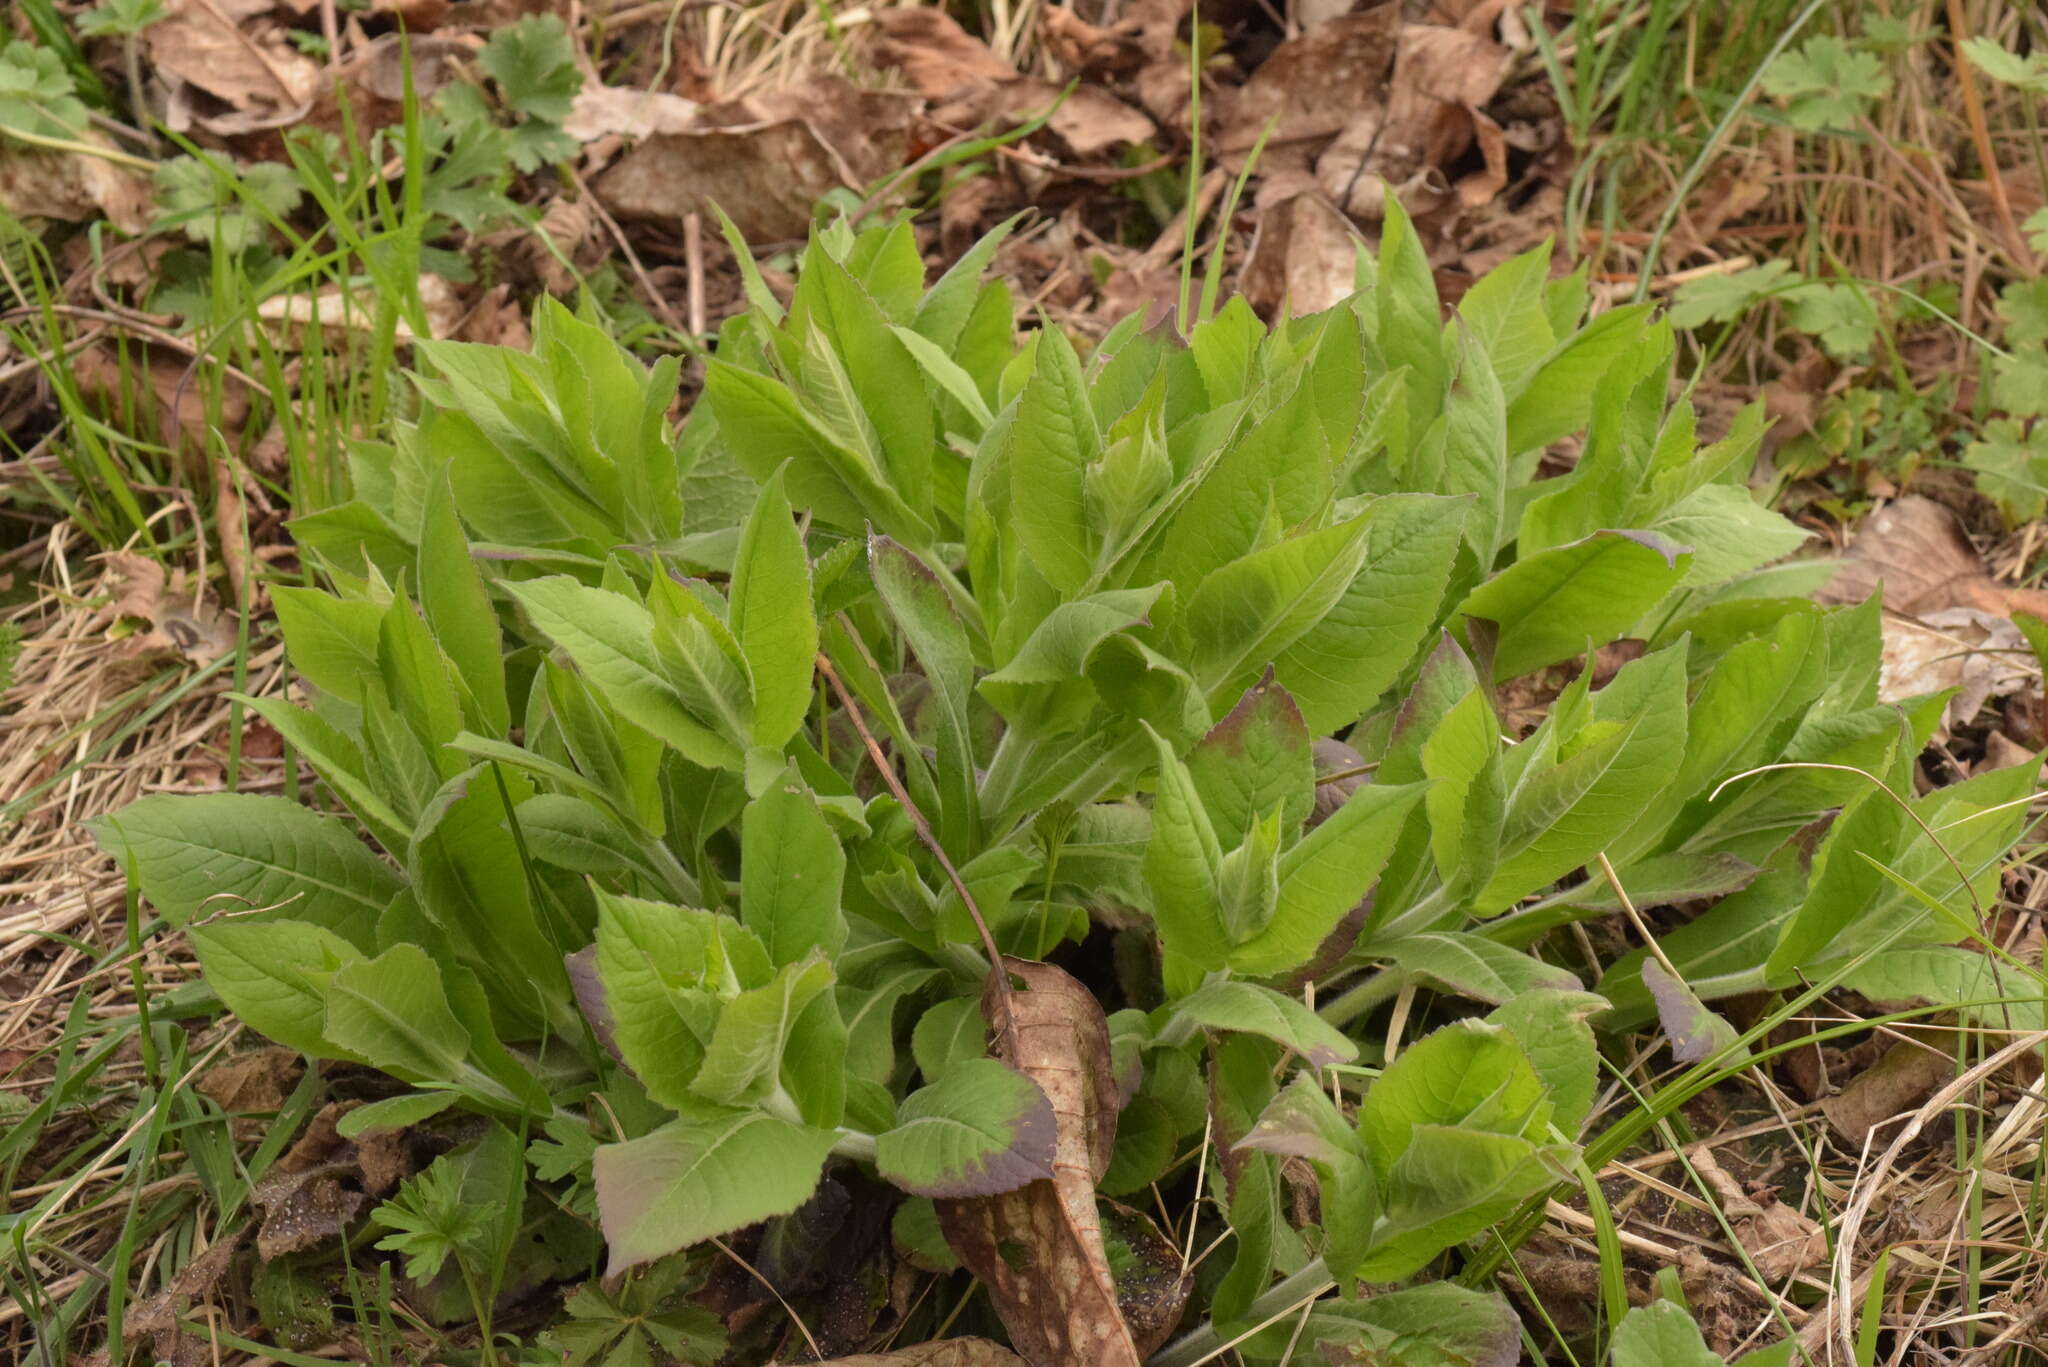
[
  {"x1": 1821, "y1": 1037, "x2": 1957, "y2": 1148},
  {"x1": 936, "y1": 958, "x2": 1143, "y2": 1367},
  {"x1": 99, "y1": 551, "x2": 238, "y2": 668},
  {"x1": 148, "y1": 0, "x2": 320, "y2": 134},
  {"x1": 818, "y1": 1341, "x2": 1027, "y2": 1367}
]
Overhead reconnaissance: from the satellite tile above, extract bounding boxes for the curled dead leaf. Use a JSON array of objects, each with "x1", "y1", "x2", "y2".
[
  {"x1": 148, "y1": 0, "x2": 321, "y2": 134},
  {"x1": 0, "y1": 139, "x2": 153, "y2": 235},
  {"x1": 1820, "y1": 1037, "x2": 1957, "y2": 1148},
  {"x1": 1240, "y1": 192, "x2": 1363, "y2": 319},
  {"x1": 1687, "y1": 1145, "x2": 1827, "y2": 1283},
  {"x1": 936, "y1": 958, "x2": 1143, "y2": 1367},
  {"x1": 594, "y1": 79, "x2": 915, "y2": 240},
  {"x1": 99, "y1": 551, "x2": 238, "y2": 668}
]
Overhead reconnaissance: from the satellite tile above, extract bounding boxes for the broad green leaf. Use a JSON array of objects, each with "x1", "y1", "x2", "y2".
[
  {"x1": 1364, "y1": 1124, "x2": 1567, "y2": 1281},
  {"x1": 1456, "y1": 530, "x2": 1691, "y2": 680},
  {"x1": 979, "y1": 585, "x2": 1166, "y2": 736},
  {"x1": 336, "y1": 1092, "x2": 459, "y2": 1138},
  {"x1": 1610, "y1": 1301, "x2": 1723, "y2": 1367},
  {"x1": 270, "y1": 588, "x2": 385, "y2": 705},
  {"x1": 911, "y1": 996, "x2": 988, "y2": 1083},
  {"x1": 741, "y1": 766, "x2": 848, "y2": 965},
  {"x1": 1838, "y1": 946, "x2": 2046, "y2": 1031},
  {"x1": 1166, "y1": 980, "x2": 1358, "y2": 1067},
  {"x1": 508, "y1": 576, "x2": 745, "y2": 771},
  {"x1": 237, "y1": 697, "x2": 409, "y2": 849},
  {"x1": 1270, "y1": 493, "x2": 1468, "y2": 733},
  {"x1": 188, "y1": 919, "x2": 365, "y2": 1060},
  {"x1": 595, "y1": 892, "x2": 733, "y2": 1109},
  {"x1": 1648, "y1": 483, "x2": 1812, "y2": 588},
  {"x1": 512, "y1": 793, "x2": 647, "y2": 876},
  {"x1": 323, "y1": 944, "x2": 473, "y2": 1084},
  {"x1": 1476, "y1": 644, "x2": 1688, "y2": 914},
  {"x1": 690, "y1": 951, "x2": 837, "y2": 1105},
  {"x1": 1009, "y1": 327, "x2": 1101, "y2": 591},
  {"x1": 1382, "y1": 932, "x2": 1581, "y2": 1006},
  {"x1": 1487, "y1": 989, "x2": 1607, "y2": 1138},
  {"x1": 1436, "y1": 327, "x2": 1508, "y2": 562},
  {"x1": 1141, "y1": 726, "x2": 1229, "y2": 970},
  {"x1": 1455, "y1": 240, "x2": 1557, "y2": 394},
  {"x1": 1230, "y1": 781, "x2": 1425, "y2": 978},
  {"x1": 89, "y1": 794, "x2": 399, "y2": 947},
  {"x1": 1304, "y1": 1284, "x2": 1521, "y2": 1367},
  {"x1": 418, "y1": 468, "x2": 510, "y2": 733},
  {"x1": 1504, "y1": 305, "x2": 1653, "y2": 455},
  {"x1": 1420, "y1": 688, "x2": 1504, "y2": 895},
  {"x1": 869, "y1": 536, "x2": 981, "y2": 857},
  {"x1": 594, "y1": 1105, "x2": 838, "y2": 1273},
  {"x1": 873, "y1": 1057, "x2": 1056, "y2": 1197},
  {"x1": 1357, "y1": 1020, "x2": 1550, "y2": 1179},
  {"x1": 728, "y1": 470, "x2": 817, "y2": 749},
  {"x1": 1180, "y1": 513, "x2": 1378, "y2": 703},
  {"x1": 1239, "y1": 1074, "x2": 1376, "y2": 1279},
  {"x1": 1185, "y1": 671, "x2": 1315, "y2": 844},
  {"x1": 796, "y1": 251, "x2": 936, "y2": 520}
]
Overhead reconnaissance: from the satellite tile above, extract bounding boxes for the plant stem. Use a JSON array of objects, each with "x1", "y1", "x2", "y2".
[
  {"x1": 1317, "y1": 967, "x2": 1399, "y2": 1028},
  {"x1": 1148, "y1": 1260, "x2": 1336, "y2": 1367}
]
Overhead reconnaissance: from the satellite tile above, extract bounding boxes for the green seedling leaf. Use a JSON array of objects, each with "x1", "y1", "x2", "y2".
[
  {"x1": 874, "y1": 1057, "x2": 1056, "y2": 1197},
  {"x1": 594, "y1": 1104, "x2": 838, "y2": 1274},
  {"x1": 1358, "y1": 1021, "x2": 1551, "y2": 1177},
  {"x1": 690, "y1": 951, "x2": 837, "y2": 1105},
  {"x1": 1230, "y1": 780, "x2": 1425, "y2": 978},
  {"x1": 1165, "y1": 980, "x2": 1357, "y2": 1068},
  {"x1": 1762, "y1": 34, "x2": 1892, "y2": 131},
  {"x1": 1610, "y1": 1300, "x2": 1723, "y2": 1367}
]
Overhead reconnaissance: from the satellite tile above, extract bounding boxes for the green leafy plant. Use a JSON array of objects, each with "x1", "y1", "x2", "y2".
[{"x1": 92, "y1": 204, "x2": 2038, "y2": 1362}]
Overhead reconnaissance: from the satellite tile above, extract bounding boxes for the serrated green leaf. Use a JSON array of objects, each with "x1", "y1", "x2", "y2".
[
  {"x1": 594, "y1": 1105, "x2": 838, "y2": 1273},
  {"x1": 874, "y1": 1057, "x2": 1055, "y2": 1197}
]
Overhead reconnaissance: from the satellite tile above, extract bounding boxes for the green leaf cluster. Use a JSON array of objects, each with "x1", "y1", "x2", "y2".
[{"x1": 91, "y1": 207, "x2": 2041, "y2": 1360}]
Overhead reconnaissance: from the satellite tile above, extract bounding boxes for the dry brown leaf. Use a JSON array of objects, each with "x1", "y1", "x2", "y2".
[
  {"x1": 148, "y1": 0, "x2": 320, "y2": 133},
  {"x1": 1687, "y1": 1146, "x2": 1827, "y2": 1283},
  {"x1": 594, "y1": 79, "x2": 914, "y2": 240},
  {"x1": 563, "y1": 84, "x2": 703, "y2": 141},
  {"x1": 254, "y1": 274, "x2": 462, "y2": 344},
  {"x1": 871, "y1": 8, "x2": 1017, "y2": 97},
  {"x1": 1040, "y1": 7, "x2": 1149, "y2": 76},
  {"x1": 1820, "y1": 497, "x2": 2048, "y2": 728},
  {"x1": 1220, "y1": 7, "x2": 1402, "y2": 162},
  {"x1": 1821, "y1": 1037, "x2": 1957, "y2": 1147},
  {"x1": 1240, "y1": 192, "x2": 1362, "y2": 319},
  {"x1": 122, "y1": 1228, "x2": 248, "y2": 1367},
  {"x1": 99, "y1": 551, "x2": 238, "y2": 668},
  {"x1": 351, "y1": 34, "x2": 475, "y2": 105},
  {"x1": 1316, "y1": 23, "x2": 1511, "y2": 221},
  {"x1": 198, "y1": 1046, "x2": 304, "y2": 1140},
  {"x1": 818, "y1": 1340, "x2": 1027, "y2": 1367},
  {"x1": 936, "y1": 958, "x2": 1143, "y2": 1367},
  {"x1": 0, "y1": 140, "x2": 153, "y2": 234},
  {"x1": 1823, "y1": 496, "x2": 2048, "y2": 619}
]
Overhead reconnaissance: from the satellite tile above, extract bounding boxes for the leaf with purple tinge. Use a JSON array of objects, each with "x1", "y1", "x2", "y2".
[
  {"x1": 1642, "y1": 958, "x2": 1746, "y2": 1064},
  {"x1": 875, "y1": 1057, "x2": 1056, "y2": 1197}
]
